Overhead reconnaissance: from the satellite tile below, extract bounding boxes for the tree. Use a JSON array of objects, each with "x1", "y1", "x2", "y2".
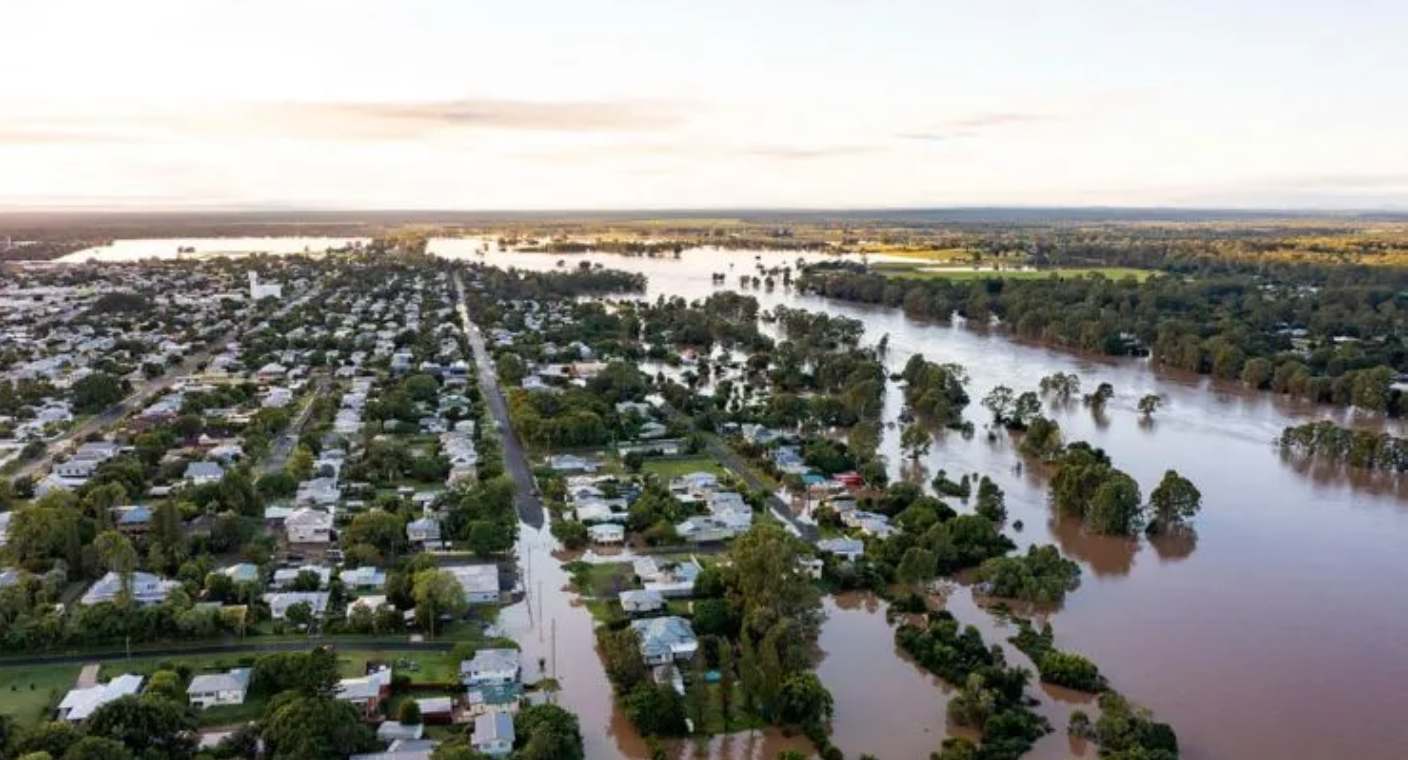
[
  {"x1": 344, "y1": 509, "x2": 406, "y2": 560},
  {"x1": 71, "y1": 373, "x2": 125, "y2": 413},
  {"x1": 86, "y1": 695, "x2": 197, "y2": 760},
  {"x1": 1147, "y1": 470, "x2": 1201, "y2": 531},
  {"x1": 1084, "y1": 382, "x2": 1115, "y2": 409},
  {"x1": 413, "y1": 569, "x2": 468, "y2": 638},
  {"x1": 775, "y1": 671, "x2": 834, "y2": 726},
  {"x1": 625, "y1": 683, "x2": 687, "y2": 736},
  {"x1": 726, "y1": 523, "x2": 823, "y2": 641},
  {"x1": 982, "y1": 386, "x2": 1015, "y2": 423},
  {"x1": 287, "y1": 445, "x2": 315, "y2": 481},
  {"x1": 1137, "y1": 394, "x2": 1163, "y2": 418},
  {"x1": 514, "y1": 703, "x2": 585, "y2": 760},
  {"x1": 285, "y1": 601, "x2": 314, "y2": 629},
  {"x1": 146, "y1": 670, "x2": 185, "y2": 703},
  {"x1": 60, "y1": 737, "x2": 134, "y2": 760},
  {"x1": 598, "y1": 628, "x2": 647, "y2": 692},
  {"x1": 397, "y1": 699, "x2": 423, "y2": 724},
  {"x1": 94, "y1": 530, "x2": 137, "y2": 595},
  {"x1": 1086, "y1": 472, "x2": 1144, "y2": 535},
  {"x1": 261, "y1": 694, "x2": 376, "y2": 760},
  {"x1": 900, "y1": 423, "x2": 932, "y2": 462}
]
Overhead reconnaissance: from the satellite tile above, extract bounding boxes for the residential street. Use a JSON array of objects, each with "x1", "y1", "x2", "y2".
[{"x1": 453, "y1": 274, "x2": 546, "y2": 529}]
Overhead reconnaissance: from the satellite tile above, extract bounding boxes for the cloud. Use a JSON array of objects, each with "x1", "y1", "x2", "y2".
[
  {"x1": 0, "y1": 97, "x2": 683, "y2": 145},
  {"x1": 739, "y1": 144, "x2": 881, "y2": 160},
  {"x1": 263, "y1": 98, "x2": 681, "y2": 137},
  {"x1": 897, "y1": 111, "x2": 1050, "y2": 142}
]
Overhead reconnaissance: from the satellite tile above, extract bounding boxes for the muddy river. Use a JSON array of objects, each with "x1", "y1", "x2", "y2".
[{"x1": 435, "y1": 237, "x2": 1408, "y2": 760}]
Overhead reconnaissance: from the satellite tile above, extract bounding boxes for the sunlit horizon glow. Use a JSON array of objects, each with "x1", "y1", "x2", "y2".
[{"x1": 2, "y1": 0, "x2": 1406, "y2": 211}]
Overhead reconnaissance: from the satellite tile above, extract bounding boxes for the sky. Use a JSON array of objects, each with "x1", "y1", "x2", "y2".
[{"x1": 2, "y1": 0, "x2": 1406, "y2": 211}]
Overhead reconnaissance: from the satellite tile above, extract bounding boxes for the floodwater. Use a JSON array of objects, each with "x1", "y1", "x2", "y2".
[
  {"x1": 432, "y1": 237, "x2": 1408, "y2": 760},
  {"x1": 58, "y1": 236, "x2": 369, "y2": 262},
  {"x1": 495, "y1": 523, "x2": 812, "y2": 760}
]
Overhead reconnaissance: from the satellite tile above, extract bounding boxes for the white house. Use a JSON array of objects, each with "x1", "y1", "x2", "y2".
[
  {"x1": 285, "y1": 508, "x2": 333, "y2": 544},
  {"x1": 183, "y1": 461, "x2": 225, "y2": 486},
  {"x1": 57, "y1": 674, "x2": 144, "y2": 721},
  {"x1": 619, "y1": 589, "x2": 664, "y2": 614},
  {"x1": 472, "y1": 712, "x2": 514, "y2": 757},
  {"x1": 406, "y1": 517, "x2": 442, "y2": 548},
  {"x1": 460, "y1": 648, "x2": 521, "y2": 687},
  {"x1": 817, "y1": 537, "x2": 865, "y2": 562},
  {"x1": 272, "y1": 564, "x2": 332, "y2": 589},
  {"x1": 187, "y1": 668, "x2": 251, "y2": 709},
  {"x1": 588, "y1": 523, "x2": 625, "y2": 545},
  {"x1": 80, "y1": 571, "x2": 178, "y2": 606},
  {"x1": 446, "y1": 565, "x2": 501, "y2": 604},
  {"x1": 263, "y1": 591, "x2": 330, "y2": 620}
]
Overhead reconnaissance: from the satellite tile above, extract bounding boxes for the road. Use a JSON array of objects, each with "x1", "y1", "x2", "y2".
[
  {"x1": 453, "y1": 273, "x2": 546, "y2": 529},
  {"x1": 260, "y1": 374, "x2": 330, "y2": 475}
]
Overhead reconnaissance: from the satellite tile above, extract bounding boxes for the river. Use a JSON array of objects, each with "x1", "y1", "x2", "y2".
[
  {"x1": 433, "y1": 237, "x2": 1408, "y2": 760},
  {"x1": 58, "y1": 236, "x2": 369, "y2": 262}
]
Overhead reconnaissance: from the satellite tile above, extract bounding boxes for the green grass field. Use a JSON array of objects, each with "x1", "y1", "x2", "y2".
[
  {"x1": 641, "y1": 455, "x2": 726, "y2": 479},
  {"x1": 0, "y1": 663, "x2": 81, "y2": 726}
]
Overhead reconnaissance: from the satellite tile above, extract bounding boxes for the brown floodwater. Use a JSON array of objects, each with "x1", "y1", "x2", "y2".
[{"x1": 436, "y1": 238, "x2": 1408, "y2": 760}]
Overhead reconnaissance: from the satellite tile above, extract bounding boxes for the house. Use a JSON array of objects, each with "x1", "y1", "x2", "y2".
[
  {"x1": 817, "y1": 537, "x2": 865, "y2": 562},
  {"x1": 629, "y1": 616, "x2": 699, "y2": 665},
  {"x1": 341, "y1": 566, "x2": 387, "y2": 590},
  {"x1": 285, "y1": 508, "x2": 333, "y2": 543},
  {"x1": 377, "y1": 721, "x2": 425, "y2": 743},
  {"x1": 472, "y1": 712, "x2": 515, "y2": 757},
  {"x1": 406, "y1": 517, "x2": 442, "y2": 548},
  {"x1": 446, "y1": 565, "x2": 501, "y2": 604},
  {"x1": 414, "y1": 696, "x2": 454, "y2": 724},
  {"x1": 634, "y1": 558, "x2": 701, "y2": 598},
  {"x1": 263, "y1": 591, "x2": 330, "y2": 620},
  {"x1": 588, "y1": 523, "x2": 625, "y2": 545},
  {"x1": 619, "y1": 589, "x2": 664, "y2": 614},
  {"x1": 460, "y1": 648, "x2": 521, "y2": 688},
  {"x1": 255, "y1": 362, "x2": 288, "y2": 382},
  {"x1": 220, "y1": 562, "x2": 261, "y2": 585},
  {"x1": 465, "y1": 683, "x2": 522, "y2": 718},
  {"x1": 347, "y1": 595, "x2": 390, "y2": 620},
  {"x1": 57, "y1": 674, "x2": 144, "y2": 721},
  {"x1": 296, "y1": 477, "x2": 341, "y2": 506},
  {"x1": 337, "y1": 666, "x2": 393, "y2": 719},
  {"x1": 350, "y1": 739, "x2": 438, "y2": 760},
  {"x1": 187, "y1": 668, "x2": 251, "y2": 709},
  {"x1": 262, "y1": 387, "x2": 294, "y2": 409},
  {"x1": 272, "y1": 564, "x2": 332, "y2": 589},
  {"x1": 183, "y1": 461, "x2": 225, "y2": 486},
  {"x1": 547, "y1": 454, "x2": 598, "y2": 473},
  {"x1": 113, "y1": 505, "x2": 153, "y2": 534},
  {"x1": 80, "y1": 571, "x2": 178, "y2": 606}
]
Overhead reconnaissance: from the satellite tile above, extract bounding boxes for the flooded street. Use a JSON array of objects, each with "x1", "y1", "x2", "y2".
[{"x1": 435, "y1": 237, "x2": 1408, "y2": 760}]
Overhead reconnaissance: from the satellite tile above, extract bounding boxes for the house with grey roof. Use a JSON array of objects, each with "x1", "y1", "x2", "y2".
[
  {"x1": 187, "y1": 668, "x2": 251, "y2": 709},
  {"x1": 629, "y1": 616, "x2": 699, "y2": 665},
  {"x1": 183, "y1": 461, "x2": 225, "y2": 486},
  {"x1": 472, "y1": 712, "x2": 514, "y2": 757},
  {"x1": 461, "y1": 648, "x2": 520, "y2": 687},
  {"x1": 57, "y1": 674, "x2": 144, "y2": 722},
  {"x1": 80, "y1": 571, "x2": 179, "y2": 606}
]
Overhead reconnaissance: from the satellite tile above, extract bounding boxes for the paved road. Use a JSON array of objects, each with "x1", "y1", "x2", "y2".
[
  {"x1": 260, "y1": 374, "x2": 330, "y2": 475},
  {"x1": 0, "y1": 638, "x2": 453, "y2": 669},
  {"x1": 453, "y1": 273, "x2": 546, "y2": 529}
]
